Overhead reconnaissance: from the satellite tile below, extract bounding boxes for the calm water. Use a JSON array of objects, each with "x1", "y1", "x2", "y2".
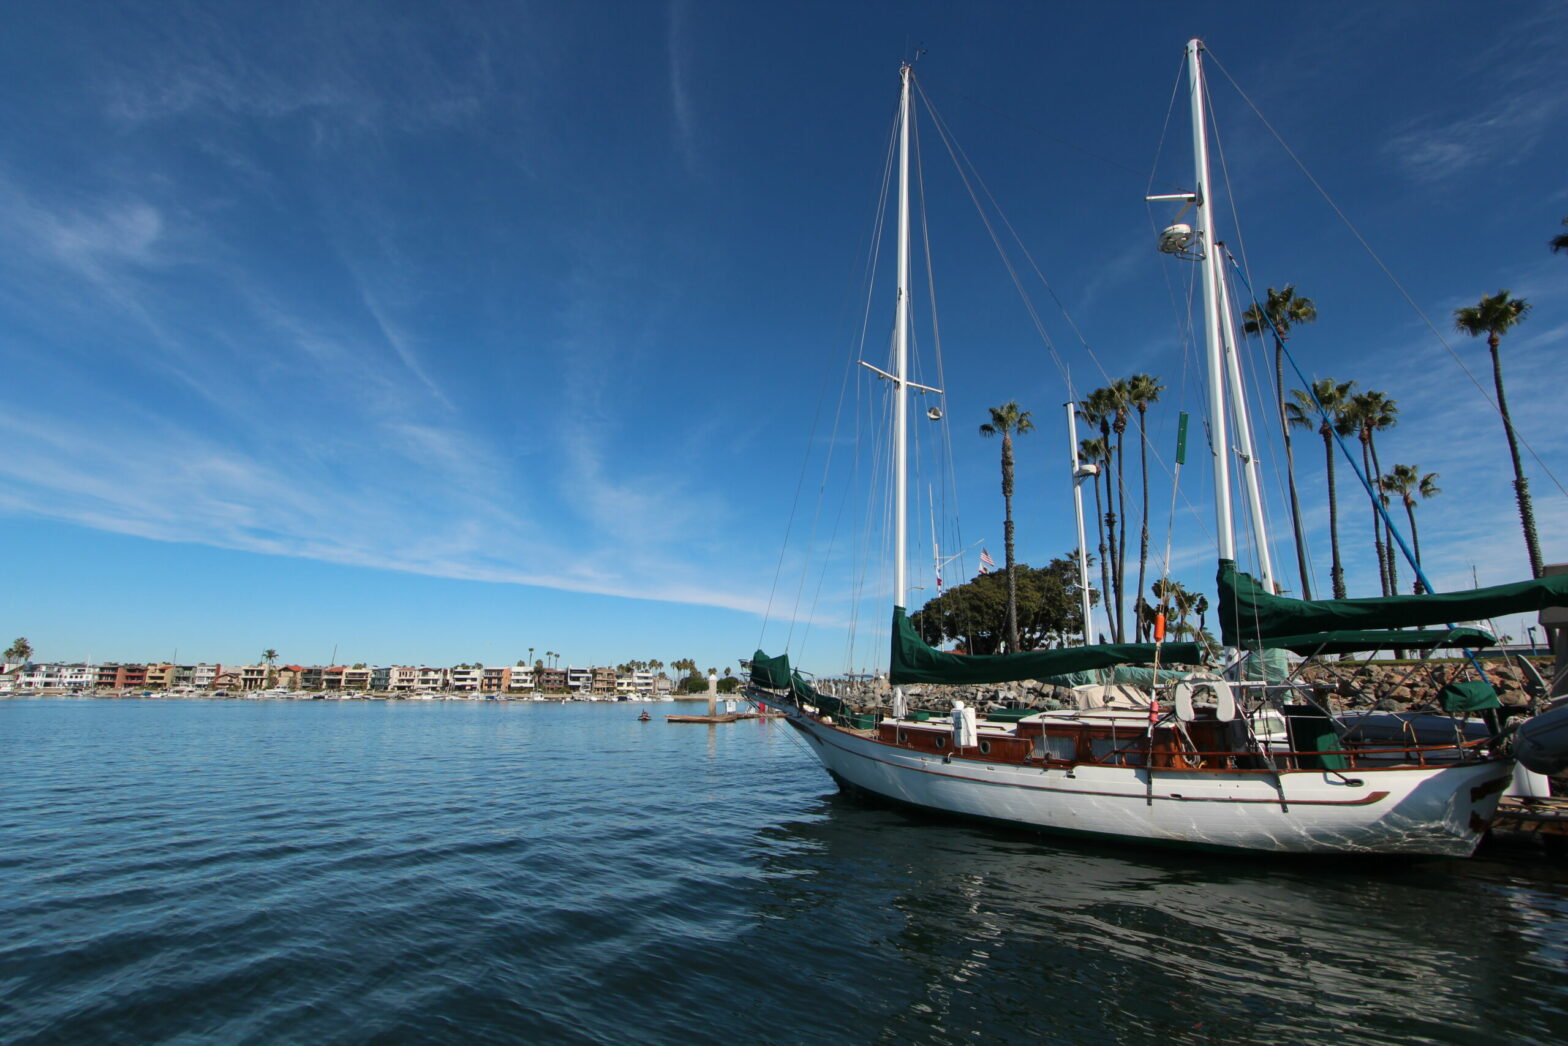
[{"x1": 3, "y1": 698, "x2": 1566, "y2": 1045}]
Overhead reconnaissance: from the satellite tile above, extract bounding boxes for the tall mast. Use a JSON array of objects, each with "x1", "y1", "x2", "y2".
[
  {"x1": 894, "y1": 62, "x2": 912, "y2": 609},
  {"x1": 1186, "y1": 39, "x2": 1237, "y2": 567},
  {"x1": 1215, "y1": 248, "x2": 1277, "y2": 589}
]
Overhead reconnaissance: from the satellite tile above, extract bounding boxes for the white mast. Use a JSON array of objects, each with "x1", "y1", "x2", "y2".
[
  {"x1": 1066, "y1": 402, "x2": 1096, "y2": 643},
  {"x1": 1215, "y1": 251, "x2": 1277, "y2": 590},
  {"x1": 1185, "y1": 38, "x2": 1237, "y2": 567},
  {"x1": 894, "y1": 62, "x2": 912, "y2": 609}
]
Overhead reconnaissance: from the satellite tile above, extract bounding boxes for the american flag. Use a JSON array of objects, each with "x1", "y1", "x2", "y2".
[{"x1": 979, "y1": 548, "x2": 995, "y2": 574}]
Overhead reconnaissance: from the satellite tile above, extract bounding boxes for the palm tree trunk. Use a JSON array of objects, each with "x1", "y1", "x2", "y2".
[
  {"x1": 1490, "y1": 335, "x2": 1544, "y2": 577},
  {"x1": 1136, "y1": 406, "x2": 1152, "y2": 642},
  {"x1": 1114, "y1": 428, "x2": 1129, "y2": 643},
  {"x1": 1002, "y1": 433, "x2": 1020, "y2": 654},
  {"x1": 1405, "y1": 500, "x2": 1424, "y2": 594},
  {"x1": 1323, "y1": 427, "x2": 1346, "y2": 600},
  {"x1": 1360, "y1": 437, "x2": 1388, "y2": 596},
  {"x1": 1278, "y1": 338, "x2": 1312, "y2": 599},
  {"x1": 1092, "y1": 469, "x2": 1111, "y2": 643},
  {"x1": 1368, "y1": 432, "x2": 1395, "y2": 595}
]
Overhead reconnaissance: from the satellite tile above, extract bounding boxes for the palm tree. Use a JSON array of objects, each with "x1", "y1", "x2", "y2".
[
  {"x1": 1082, "y1": 386, "x2": 1127, "y2": 640},
  {"x1": 1079, "y1": 434, "x2": 1113, "y2": 638},
  {"x1": 5, "y1": 637, "x2": 32, "y2": 663},
  {"x1": 1287, "y1": 379, "x2": 1356, "y2": 599},
  {"x1": 980, "y1": 401, "x2": 1035, "y2": 653},
  {"x1": 1454, "y1": 291, "x2": 1541, "y2": 577},
  {"x1": 1125, "y1": 374, "x2": 1165, "y2": 640},
  {"x1": 1341, "y1": 390, "x2": 1399, "y2": 595},
  {"x1": 1242, "y1": 284, "x2": 1319, "y2": 599},
  {"x1": 1108, "y1": 380, "x2": 1133, "y2": 642},
  {"x1": 1551, "y1": 217, "x2": 1568, "y2": 254},
  {"x1": 1381, "y1": 465, "x2": 1441, "y2": 593}
]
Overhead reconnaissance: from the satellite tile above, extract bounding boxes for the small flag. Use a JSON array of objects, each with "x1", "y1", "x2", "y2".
[{"x1": 979, "y1": 548, "x2": 995, "y2": 575}]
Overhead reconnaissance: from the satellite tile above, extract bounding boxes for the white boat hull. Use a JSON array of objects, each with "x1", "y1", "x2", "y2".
[{"x1": 775, "y1": 706, "x2": 1511, "y2": 856}]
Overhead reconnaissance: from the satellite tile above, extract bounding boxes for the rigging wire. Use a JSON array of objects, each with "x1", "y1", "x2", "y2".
[{"x1": 1204, "y1": 47, "x2": 1567, "y2": 503}]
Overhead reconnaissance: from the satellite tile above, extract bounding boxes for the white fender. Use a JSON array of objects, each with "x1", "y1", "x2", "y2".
[{"x1": 1173, "y1": 682, "x2": 1195, "y2": 722}]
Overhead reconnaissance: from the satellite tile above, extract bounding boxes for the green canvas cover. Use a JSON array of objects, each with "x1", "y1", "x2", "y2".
[
  {"x1": 748, "y1": 649, "x2": 793, "y2": 690},
  {"x1": 1218, "y1": 559, "x2": 1568, "y2": 646},
  {"x1": 1036, "y1": 665, "x2": 1197, "y2": 688},
  {"x1": 1438, "y1": 680, "x2": 1501, "y2": 715},
  {"x1": 889, "y1": 607, "x2": 1205, "y2": 686},
  {"x1": 1261, "y1": 627, "x2": 1496, "y2": 656}
]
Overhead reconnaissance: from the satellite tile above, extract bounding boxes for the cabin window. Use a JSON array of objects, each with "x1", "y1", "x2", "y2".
[
  {"x1": 1034, "y1": 734, "x2": 1078, "y2": 761},
  {"x1": 934, "y1": 736, "x2": 947, "y2": 749},
  {"x1": 978, "y1": 740, "x2": 992, "y2": 755},
  {"x1": 896, "y1": 729, "x2": 907, "y2": 744}
]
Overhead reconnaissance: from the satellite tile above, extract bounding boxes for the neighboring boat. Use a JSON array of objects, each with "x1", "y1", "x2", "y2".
[{"x1": 744, "y1": 42, "x2": 1568, "y2": 856}]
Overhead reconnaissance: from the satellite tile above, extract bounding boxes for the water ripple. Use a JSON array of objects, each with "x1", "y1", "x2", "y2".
[{"x1": 3, "y1": 698, "x2": 1566, "y2": 1044}]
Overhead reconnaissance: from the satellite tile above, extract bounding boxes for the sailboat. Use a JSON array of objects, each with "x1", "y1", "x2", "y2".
[{"x1": 744, "y1": 42, "x2": 1568, "y2": 856}]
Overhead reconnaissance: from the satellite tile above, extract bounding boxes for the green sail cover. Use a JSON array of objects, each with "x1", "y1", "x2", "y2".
[
  {"x1": 748, "y1": 649, "x2": 793, "y2": 690},
  {"x1": 890, "y1": 607, "x2": 1205, "y2": 686},
  {"x1": 1218, "y1": 559, "x2": 1568, "y2": 646},
  {"x1": 1260, "y1": 627, "x2": 1496, "y2": 656}
]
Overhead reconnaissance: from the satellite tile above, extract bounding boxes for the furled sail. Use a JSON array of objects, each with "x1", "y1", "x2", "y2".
[
  {"x1": 889, "y1": 607, "x2": 1205, "y2": 685},
  {"x1": 1218, "y1": 559, "x2": 1568, "y2": 647}
]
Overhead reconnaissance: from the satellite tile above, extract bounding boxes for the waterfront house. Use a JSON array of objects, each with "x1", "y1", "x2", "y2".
[{"x1": 506, "y1": 664, "x2": 535, "y2": 692}]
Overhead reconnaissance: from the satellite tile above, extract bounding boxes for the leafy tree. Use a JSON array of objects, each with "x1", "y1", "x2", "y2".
[
  {"x1": 1126, "y1": 374, "x2": 1165, "y2": 639},
  {"x1": 1454, "y1": 290, "x2": 1542, "y2": 577},
  {"x1": 1381, "y1": 465, "x2": 1441, "y2": 593},
  {"x1": 5, "y1": 637, "x2": 32, "y2": 663},
  {"x1": 979, "y1": 401, "x2": 1035, "y2": 653},
  {"x1": 910, "y1": 554, "x2": 1090, "y2": 655},
  {"x1": 1287, "y1": 379, "x2": 1356, "y2": 599},
  {"x1": 717, "y1": 676, "x2": 740, "y2": 694},
  {"x1": 1242, "y1": 284, "x2": 1319, "y2": 598}
]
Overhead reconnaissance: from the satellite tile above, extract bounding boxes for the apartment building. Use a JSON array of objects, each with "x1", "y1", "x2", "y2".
[
  {"x1": 506, "y1": 665, "x2": 534, "y2": 692},
  {"x1": 342, "y1": 667, "x2": 372, "y2": 690},
  {"x1": 449, "y1": 667, "x2": 481, "y2": 692},
  {"x1": 417, "y1": 666, "x2": 449, "y2": 691},
  {"x1": 388, "y1": 667, "x2": 419, "y2": 692},
  {"x1": 536, "y1": 667, "x2": 567, "y2": 692}
]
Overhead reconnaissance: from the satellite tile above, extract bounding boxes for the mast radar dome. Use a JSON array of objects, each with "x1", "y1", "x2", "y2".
[{"x1": 1158, "y1": 223, "x2": 1194, "y2": 255}]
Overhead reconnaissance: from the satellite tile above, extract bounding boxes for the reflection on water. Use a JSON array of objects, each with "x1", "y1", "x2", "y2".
[{"x1": 748, "y1": 793, "x2": 1568, "y2": 1045}]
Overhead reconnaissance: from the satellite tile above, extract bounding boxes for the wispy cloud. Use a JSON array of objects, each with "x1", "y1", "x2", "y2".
[{"x1": 667, "y1": 0, "x2": 699, "y2": 175}]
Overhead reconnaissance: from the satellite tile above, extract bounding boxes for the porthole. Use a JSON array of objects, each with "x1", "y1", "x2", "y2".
[
  {"x1": 935, "y1": 736, "x2": 947, "y2": 749},
  {"x1": 979, "y1": 740, "x2": 992, "y2": 755},
  {"x1": 896, "y1": 729, "x2": 907, "y2": 744}
]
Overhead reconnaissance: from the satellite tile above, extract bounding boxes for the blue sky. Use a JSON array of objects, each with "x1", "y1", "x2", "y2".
[{"x1": 2, "y1": 1, "x2": 1565, "y2": 673}]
